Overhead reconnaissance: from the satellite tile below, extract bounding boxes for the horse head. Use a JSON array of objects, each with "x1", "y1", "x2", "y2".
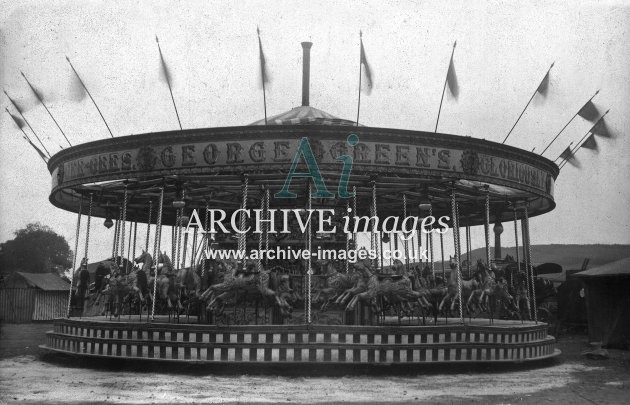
[{"x1": 134, "y1": 250, "x2": 150, "y2": 264}]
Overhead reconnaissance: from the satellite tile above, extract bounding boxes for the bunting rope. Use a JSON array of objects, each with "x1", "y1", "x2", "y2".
[{"x1": 66, "y1": 199, "x2": 83, "y2": 318}]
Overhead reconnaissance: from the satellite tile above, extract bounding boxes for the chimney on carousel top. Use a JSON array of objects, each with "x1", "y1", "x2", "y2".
[{"x1": 301, "y1": 42, "x2": 312, "y2": 106}]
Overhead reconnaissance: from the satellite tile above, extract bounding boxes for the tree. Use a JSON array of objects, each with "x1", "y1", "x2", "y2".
[{"x1": 0, "y1": 223, "x2": 72, "y2": 274}]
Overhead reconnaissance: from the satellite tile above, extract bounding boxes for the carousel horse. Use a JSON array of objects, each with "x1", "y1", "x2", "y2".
[
  {"x1": 155, "y1": 252, "x2": 183, "y2": 315},
  {"x1": 346, "y1": 260, "x2": 431, "y2": 314},
  {"x1": 438, "y1": 257, "x2": 479, "y2": 315},
  {"x1": 313, "y1": 261, "x2": 360, "y2": 310},
  {"x1": 100, "y1": 261, "x2": 135, "y2": 318},
  {"x1": 201, "y1": 259, "x2": 291, "y2": 318}
]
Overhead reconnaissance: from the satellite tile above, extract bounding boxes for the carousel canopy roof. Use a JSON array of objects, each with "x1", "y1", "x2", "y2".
[{"x1": 249, "y1": 105, "x2": 357, "y2": 126}]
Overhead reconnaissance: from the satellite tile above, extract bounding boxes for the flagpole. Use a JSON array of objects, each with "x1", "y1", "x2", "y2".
[
  {"x1": 3, "y1": 90, "x2": 51, "y2": 157},
  {"x1": 20, "y1": 71, "x2": 72, "y2": 147},
  {"x1": 559, "y1": 109, "x2": 610, "y2": 169},
  {"x1": 502, "y1": 62, "x2": 554, "y2": 144},
  {"x1": 540, "y1": 90, "x2": 599, "y2": 156},
  {"x1": 435, "y1": 41, "x2": 456, "y2": 133},
  {"x1": 5, "y1": 108, "x2": 48, "y2": 163},
  {"x1": 156, "y1": 36, "x2": 182, "y2": 131},
  {"x1": 66, "y1": 56, "x2": 114, "y2": 138},
  {"x1": 257, "y1": 27, "x2": 268, "y2": 125},
  {"x1": 356, "y1": 31, "x2": 363, "y2": 126}
]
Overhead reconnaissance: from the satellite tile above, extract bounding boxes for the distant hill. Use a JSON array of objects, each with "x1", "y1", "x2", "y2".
[{"x1": 452, "y1": 244, "x2": 630, "y2": 270}]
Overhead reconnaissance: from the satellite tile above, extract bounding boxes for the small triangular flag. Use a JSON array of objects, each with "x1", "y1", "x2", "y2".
[{"x1": 577, "y1": 99, "x2": 599, "y2": 121}]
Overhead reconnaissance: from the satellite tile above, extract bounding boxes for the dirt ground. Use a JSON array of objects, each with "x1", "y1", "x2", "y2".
[{"x1": 0, "y1": 323, "x2": 629, "y2": 404}]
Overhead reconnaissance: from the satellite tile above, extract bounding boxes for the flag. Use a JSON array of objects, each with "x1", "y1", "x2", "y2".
[
  {"x1": 68, "y1": 62, "x2": 87, "y2": 102},
  {"x1": 257, "y1": 27, "x2": 269, "y2": 85},
  {"x1": 156, "y1": 36, "x2": 172, "y2": 86},
  {"x1": 577, "y1": 99, "x2": 599, "y2": 121},
  {"x1": 536, "y1": 63, "x2": 554, "y2": 96},
  {"x1": 7, "y1": 110, "x2": 25, "y2": 129},
  {"x1": 21, "y1": 71, "x2": 46, "y2": 104},
  {"x1": 446, "y1": 51, "x2": 459, "y2": 98},
  {"x1": 581, "y1": 134, "x2": 598, "y2": 151},
  {"x1": 360, "y1": 32, "x2": 373, "y2": 94},
  {"x1": 559, "y1": 145, "x2": 578, "y2": 167},
  {"x1": 590, "y1": 115, "x2": 611, "y2": 138}
]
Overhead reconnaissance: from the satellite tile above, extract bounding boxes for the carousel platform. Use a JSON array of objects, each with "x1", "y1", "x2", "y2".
[{"x1": 40, "y1": 316, "x2": 560, "y2": 365}]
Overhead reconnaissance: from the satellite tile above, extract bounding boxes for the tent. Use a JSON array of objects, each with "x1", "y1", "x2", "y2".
[
  {"x1": 574, "y1": 257, "x2": 630, "y2": 348},
  {"x1": 0, "y1": 272, "x2": 70, "y2": 322}
]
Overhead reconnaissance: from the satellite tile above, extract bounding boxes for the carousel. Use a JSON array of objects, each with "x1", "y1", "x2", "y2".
[{"x1": 40, "y1": 42, "x2": 560, "y2": 365}]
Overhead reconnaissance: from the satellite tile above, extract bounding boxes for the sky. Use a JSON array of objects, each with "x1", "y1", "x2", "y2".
[{"x1": 1, "y1": 0, "x2": 629, "y2": 265}]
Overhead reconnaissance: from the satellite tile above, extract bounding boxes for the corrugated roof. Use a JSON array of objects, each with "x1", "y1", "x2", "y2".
[
  {"x1": 574, "y1": 257, "x2": 630, "y2": 278},
  {"x1": 249, "y1": 106, "x2": 357, "y2": 126},
  {"x1": 16, "y1": 272, "x2": 70, "y2": 291}
]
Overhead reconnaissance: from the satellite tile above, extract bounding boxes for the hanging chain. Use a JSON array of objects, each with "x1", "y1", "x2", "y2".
[
  {"x1": 403, "y1": 194, "x2": 409, "y2": 271},
  {"x1": 307, "y1": 180, "x2": 313, "y2": 324},
  {"x1": 455, "y1": 199, "x2": 462, "y2": 264},
  {"x1": 345, "y1": 198, "x2": 350, "y2": 273},
  {"x1": 84, "y1": 193, "x2": 94, "y2": 263},
  {"x1": 181, "y1": 229, "x2": 189, "y2": 270},
  {"x1": 466, "y1": 226, "x2": 471, "y2": 278},
  {"x1": 151, "y1": 187, "x2": 164, "y2": 320},
  {"x1": 67, "y1": 199, "x2": 83, "y2": 318},
  {"x1": 417, "y1": 202, "x2": 422, "y2": 269},
  {"x1": 264, "y1": 188, "x2": 270, "y2": 266},
  {"x1": 513, "y1": 207, "x2": 520, "y2": 290},
  {"x1": 119, "y1": 184, "x2": 129, "y2": 270},
  {"x1": 524, "y1": 205, "x2": 538, "y2": 323},
  {"x1": 202, "y1": 200, "x2": 210, "y2": 277},
  {"x1": 428, "y1": 203, "x2": 435, "y2": 278},
  {"x1": 257, "y1": 189, "x2": 265, "y2": 271},
  {"x1": 239, "y1": 174, "x2": 249, "y2": 269},
  {"x1": 521, "y1": 208, "x2": 532, "y2": 320},
  {"x1": 352, "y1": 186, "x2": 357, "y2": 250},
  {"x1": 440, "y1": 230, "x2": 445, "y2": 281},
  {"x1": 113, "y1": 210, "x2": 121, "y2": 263},
  {"x1": 190, "y1": 217, "x2": 198, "y2": 270},
  {"x1": 131, "y1": 221, "x2": 138, "y2": 266},
  {"x1": 451, "y1": 188, "x2": 464, "y2": 323},
  {"x1": 173, "y1": 209, "x2": 180, "y2": 265},
  {"x1": 126, "y1": 219, "x2": 133, "y2": 273},
  {"x1": 371, "y1": 181, "x2": 379, "y2": 269},
  {"x1": 145, "y1": 200, "x2": 153, "y2": 252},
  {"x1": 484, "y1": 187, "x2": 491, "y2": 270}
]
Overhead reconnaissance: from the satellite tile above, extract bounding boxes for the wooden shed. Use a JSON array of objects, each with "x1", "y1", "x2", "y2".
[
  {"x1": 574, "y1": 257, "x2": 630, "y2": 349},
  {"x1": 0, "y1": 272, "x2": 69, "y2": 323}
]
